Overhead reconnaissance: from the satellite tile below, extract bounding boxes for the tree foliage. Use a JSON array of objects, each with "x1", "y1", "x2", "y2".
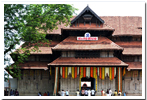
[{"x1": 4, "y1": 4, "x2": 77, "y2": 80}]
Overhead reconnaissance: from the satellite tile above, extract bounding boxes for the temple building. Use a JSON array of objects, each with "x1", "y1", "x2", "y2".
[{"x1": 8, "y1": 6, "x2": 142, "y2": 96}]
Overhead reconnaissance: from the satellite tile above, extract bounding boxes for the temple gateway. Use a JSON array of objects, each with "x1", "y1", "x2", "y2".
[{"x1": 9, "y1": 6, "x2": 142, "y2": 96}]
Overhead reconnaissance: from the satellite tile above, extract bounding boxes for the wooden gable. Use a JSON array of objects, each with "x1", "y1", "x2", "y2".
[{"x1": 71, "y1": 6, "x2": 104, "y2": 28}]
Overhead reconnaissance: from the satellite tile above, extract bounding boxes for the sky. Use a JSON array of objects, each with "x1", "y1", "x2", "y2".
[
  {"x1": 1, "y1": 0, "x2": 146, "y2": 99},
  {"x1": 72, "y1": 2, "x2": 144, "y2": 16}
]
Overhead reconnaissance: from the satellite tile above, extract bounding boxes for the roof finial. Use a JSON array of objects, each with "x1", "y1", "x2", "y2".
[{"x1": 87, "y1": 4, "x2": 89, "y2": 7}]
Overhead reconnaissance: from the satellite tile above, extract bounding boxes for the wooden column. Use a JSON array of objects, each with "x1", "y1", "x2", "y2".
[
  {"x1": 120, "y1": 67, "x2": 122, "y2": 92},
  {"x1": 79, "y1": 67, "x2": 83, "y2": 90},
  {"x1": 53, "y1": 67, "x2": 59, "y2": 96},
  {"x1": 95, "y1": 67, "x2": 98, "y2": 91},
  {"x1": 57, "y1": 67, "x2": 60, "y2": 93},
  {"x1": 117, "y1": 67, "x2": 122, "y2": 93},
  {"x1": 53, "y1": 67, "x2": 56, "y2": 96}
]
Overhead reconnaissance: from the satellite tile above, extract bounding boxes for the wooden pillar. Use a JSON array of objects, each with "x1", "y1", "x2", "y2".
[
  {"x1": 117, "y1": 67, "x2": 122, "y2": 93},
  {"x1": 79, "y1": 67, "x2": 83, "y2": 90},
  {"x1": 95, "y1": 67, "x2": 98, "y2": 91},
  {"x1": 57, "y1": 67, "x2": 60, "y2": 93},
  {"x1": 53, "y1": 67, "x2": 59, "y2": 96},
  {"x1": 120, "y1": 67, "x2": 122, "y2": 92},
  {"x1": 86, "y1": 67, "x2": 90, "y2": 78}
]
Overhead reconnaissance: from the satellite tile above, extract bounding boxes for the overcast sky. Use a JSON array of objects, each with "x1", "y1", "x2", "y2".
[{"x1": 72, "y1": 2, "x2": 144, "y2": 16}]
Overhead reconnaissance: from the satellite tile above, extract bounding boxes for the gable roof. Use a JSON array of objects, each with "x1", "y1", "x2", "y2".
[
  {"x1": 52, "y1": 36, "x2": 123, "y2": 51},
  {"x1": 48, "y1": 57, "x2": 128, "y2": 67},
  {"x1": 71, "y1": 6, "x2": 104, "y2": 24}
]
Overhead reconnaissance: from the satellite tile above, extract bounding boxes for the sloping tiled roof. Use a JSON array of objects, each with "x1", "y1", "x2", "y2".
[
  {"x1": 115, "y1": 41, "x2": 142, "y2": 48},
  {"x1": 101, "y1": 16, "x2": 142, "y2": 36},
  {"x1": 46, "y1": 17, "x2": 76, "y2": 35},
  {"x1": 61, "y1": 23, "x2": 114, "y2": 31},
  {"x1": 47, "y1": 16, "x2": 142, "y2": 36},
  {"x1": 28, "y1": 47, "x2": 52, "y2": 54},
  {"x1": 47, "y1": 23, "x2": 69, "y2": 35},
  {"x1": 115, "y1": 41, "x2": 142, "y2": 55},
  {"x1": 122, "y1": 48, "x2": 142, "y2": 55},
  {"x1": 10, "y1": 62, "x2": 48, "y2": 70},
  {"x1": 52, "y1": 36, "x2": 123, "y2": 50},
  {"x1": 48, "y1": 57, "x2": 128, "y2": 66},
  {"x1": 126, "y1": 62, "x2": 142, "y2": 70},
  {"x1": 15, "y1": 41, "x2": 60, "y2": 54}
]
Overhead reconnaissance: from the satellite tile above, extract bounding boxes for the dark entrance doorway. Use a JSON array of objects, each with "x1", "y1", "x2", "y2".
[{"x1": 81, "y1": 77, "x2": 95, "y2": 90}]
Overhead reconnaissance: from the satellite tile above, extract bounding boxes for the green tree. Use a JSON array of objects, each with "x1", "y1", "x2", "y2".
[{"x1": 4, "y1": 4, "x2": 77, "y2": 80}]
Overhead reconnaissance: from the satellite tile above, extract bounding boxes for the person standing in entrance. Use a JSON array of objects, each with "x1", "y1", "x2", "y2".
[
  {"x1": 10, "y1": 89, "x2": 14, "y2": 96},
  {"x1": 13, "y1": 90, "x2": 15, "y2": 96},
  {"x1": 43, "y1": 92, "x2": 47, "y2": 96},
  {"x1": 84, "y1": 89, "x2": 88, "y2": 96},
  {"x1": 38, "y1": 92, "x2": 42, "y2": 96},
  {"x1": 15, "y1": 89, "x2": 19, "y2": 96},
  {"x1": 61, "y1": 89, "x2": 65, "y2": 96},
  {"x1": 47, "y1": 91, "x2": 50, "y2": 96},
  {"x1": 118, "y1": 90, "x2": 122, "y2": 96},
  {"x1": 109, "y1": 88, "x2": 112, "y2": 96},
  {"x1": 65, "y1": 90, "x2": 69, "y2": 96},
  {"x1": 123, "y1": 92, "x2": 126, "y2": 96},
  {"x1": 87, "y1": 89, "x2": 91, "y2": 96},
  {"x1": 106, "y1": 89, "x2": 109, "y2": 96},
  {"x1": 76, "y1": 89, "x2": 80, "y2": 96},
  {"x1": 114, "y1": 90, "x2": 117, "y2": 96},
  {"x1": 91, "y1": 89, "x2": 95, "y2": 96},
  {"x1": 101, "y1": 89, "x2": 105, "y2": 96},
  {"x1": 81, "y1": 88, "x2": 85, "y2": 96}
]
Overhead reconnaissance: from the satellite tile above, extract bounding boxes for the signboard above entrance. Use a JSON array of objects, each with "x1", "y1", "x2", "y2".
[
  {"x1": 77, "y1": 32, "x2": 98, "y2": 41},
  {"x1": 81, "y1": 81, "x2": 91, "y2": 87}
]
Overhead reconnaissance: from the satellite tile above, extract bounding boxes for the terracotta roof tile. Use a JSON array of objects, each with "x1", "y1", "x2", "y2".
[
  {"x1": 122, "y1": 48, "x2": 142, "y2": 55},
  {"x1": 126, "y1": 62, "x2": 142, "y2": 70},
  {"x1": 29, "y1": 47, "x2": 52, "y2": 54},
  {"x1": 62, "y1": 23, "x2": 114, "y2": 31},
  {"x1": 47, "y1": 16, "x2": 142, "y2": 36},
  {"x1": 16, "y1": 41, "x2": 60, "y2": 54},
  {"x1": 115, "y1": 41, "x2": 142, "y2": 55},
  {"x1": 15, "y1": 47, "x2": 52, "y2": 54},
  {"x1": 115, "y1": 41, "x2": 142, "y2": 48},
  {"x1": 101, "y1": 16, "x2": 142, "y2": 36},
  {"x1": 48, "y1": 57, "x2": 128, "y2": 66},
  {"x1": 9, "y1": 62, "x2": 48, "y2": 70},
  {"x1": 52, "y1": 36, "x2": 123, "y2": 50}
]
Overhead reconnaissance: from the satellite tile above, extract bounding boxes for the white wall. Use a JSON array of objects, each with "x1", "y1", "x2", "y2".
[
  {"x1": 10, "y1": 78, "x2": 18, "y2": 90},
  {"x1": 4, "y1": 81, "x2": 9, "y2": 88}
]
